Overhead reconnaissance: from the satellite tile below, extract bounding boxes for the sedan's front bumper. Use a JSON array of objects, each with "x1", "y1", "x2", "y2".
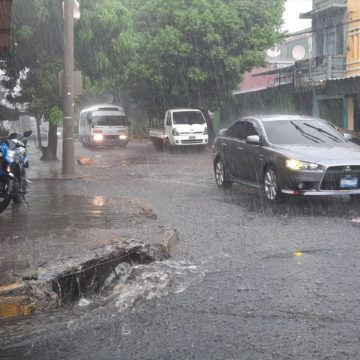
[
  {"x1": 282, "y1": 188, "x2": 360, "y2": 196},
  {"x1": 280, "y1": 165, "x2": 360, "y2": 196}
]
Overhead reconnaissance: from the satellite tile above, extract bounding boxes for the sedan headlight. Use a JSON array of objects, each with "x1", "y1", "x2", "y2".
[{"x1": 286, "y1": 159, "x2": 319, "y2": 171}]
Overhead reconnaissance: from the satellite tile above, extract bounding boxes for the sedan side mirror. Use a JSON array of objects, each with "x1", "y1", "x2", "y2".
[
  {"x1": 343, "y1": 133, "x2": 353, "y2": 141},
  {"x1": 246, "y1": 135, "x2": 261, "y2": 145}
]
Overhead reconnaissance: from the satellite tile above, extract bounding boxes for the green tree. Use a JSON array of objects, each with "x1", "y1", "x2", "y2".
[
  {"x1": 124, "y1": 0, "x2": 284, "y2": 118},
  {"x1": 75, "y1": 0, "x2": 134, "y2": 104},
  {"x1": 0, "y1": 0, "x2": 64, "y2": 160},
  {"x1": 1, "y1": 0, "x2": 285, "y2": 146}
]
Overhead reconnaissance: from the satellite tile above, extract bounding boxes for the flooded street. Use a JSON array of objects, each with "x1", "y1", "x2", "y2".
[
  {"x1": 2, "y1": 141, "x2": 360, "y2": 359},
  {"x1": 3, "y1": 0, "x2": 360, "y2": 358}
]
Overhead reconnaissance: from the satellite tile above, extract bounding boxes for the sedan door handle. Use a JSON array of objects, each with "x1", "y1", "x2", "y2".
[
  {"x1": 237, "y1": 146, "x2": 243, "y2": 150},
  {"x1": 221, "y1": 143, "x2": 227, "y2": 147}
]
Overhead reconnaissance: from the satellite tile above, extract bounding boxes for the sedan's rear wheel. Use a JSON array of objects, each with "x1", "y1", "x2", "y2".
[
  {"x1": 215, "y1": 158, "x2": 232, "y2": 188},
  {"x1": 263, "y1": 167, "x2": 282, "y2": 203}
]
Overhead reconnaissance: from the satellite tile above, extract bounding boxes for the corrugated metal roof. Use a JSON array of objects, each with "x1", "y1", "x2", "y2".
[{"x1": 0, "y1": 104, "x2": 27, "y2": 121}]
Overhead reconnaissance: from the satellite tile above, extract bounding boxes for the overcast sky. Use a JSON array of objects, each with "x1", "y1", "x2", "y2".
[{"x1": 283, "y1": 0, "x2": 312, "y2": 33}]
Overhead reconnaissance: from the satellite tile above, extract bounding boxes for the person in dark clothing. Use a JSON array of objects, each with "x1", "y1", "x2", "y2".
[
  {"x1": 204, "y1": 109, "x2": 215, "y2": 146},
  {"x1": 0, "y1": 123, "x2": 9, "y2": 138}
]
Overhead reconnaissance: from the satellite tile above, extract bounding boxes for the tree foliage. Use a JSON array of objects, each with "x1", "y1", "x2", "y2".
[
  {"x1": 0, "y1": 0, "x2": 63, "y2": 159},
  {"x1": 124, "y1": 0, "x2": 284, "y2": 116},
  {"x1": 1, "y1": 0, "x2": 285, "y2": 129},
  {"x1": 1, "y1": 0, "x2": 63, "y2": 114},
  {"x1": 75, "y1": 0, "x2": 134, "y2": 101}
]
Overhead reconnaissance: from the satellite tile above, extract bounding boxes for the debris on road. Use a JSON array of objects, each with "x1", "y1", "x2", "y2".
[{"x1": 76, "y1": 156, "x2": 92, "y2": 165}]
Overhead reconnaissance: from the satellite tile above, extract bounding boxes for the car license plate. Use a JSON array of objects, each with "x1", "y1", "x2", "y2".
[
  {"x1": 340, "y1": 176, "x2": 358, "y2": 189},
  {"x1": 189, "y1": 136, "x2": 196, "y2": 140}
]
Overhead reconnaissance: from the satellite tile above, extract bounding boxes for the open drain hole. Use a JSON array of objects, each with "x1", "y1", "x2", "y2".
[{"x1": 52, "y1": 246, "x2": 165, "y2": 305}]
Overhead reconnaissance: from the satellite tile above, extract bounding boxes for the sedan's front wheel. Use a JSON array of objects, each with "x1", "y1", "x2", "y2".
[
  {"x1": 215, "y1": 158, "x2": 232, "y2": 188},
  {"x1": 263, "y1": 167, "x2": 282, "y2": 203}
]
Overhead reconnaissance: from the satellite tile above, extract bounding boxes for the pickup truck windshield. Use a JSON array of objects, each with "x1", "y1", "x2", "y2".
[
  {"x1": 92, "y1": 115, "x2": 127, "y2": 126},
  {"x1": 173, "y1": 111, "x2": 205, "y2": 125}
]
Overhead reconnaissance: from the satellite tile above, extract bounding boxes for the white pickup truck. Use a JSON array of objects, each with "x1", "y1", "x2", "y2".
[{"x1": 149, "y1": 108, "x2": 208, "y2": 151}]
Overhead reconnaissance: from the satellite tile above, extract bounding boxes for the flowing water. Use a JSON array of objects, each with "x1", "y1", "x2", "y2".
[{"x1": 0, "y1": 257, "x2": 206, "y2": 350}]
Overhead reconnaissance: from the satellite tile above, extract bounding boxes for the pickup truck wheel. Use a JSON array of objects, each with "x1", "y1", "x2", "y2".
[
  {"x1": 214, "y1": 158, "x2": 232, "y2": 188},
  {"x1": 153, "y1": 139, "x2": 164, "y2": 151},
  {"x1": 165, "y1": 139, "x2": 173, "y2": 152}
]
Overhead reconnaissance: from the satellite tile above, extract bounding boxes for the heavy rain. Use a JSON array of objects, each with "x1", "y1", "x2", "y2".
[{"x1": 1, "y1": 0, "x2": 360, "y2": 359}]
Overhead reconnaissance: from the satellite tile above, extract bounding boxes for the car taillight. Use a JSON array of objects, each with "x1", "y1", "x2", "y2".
[
  {"x1": 93, "y1": 130, "x2": 103, "y2": 134},
  {"x1": 204, "y1": 127, "x2": 208, "y2": 135}
]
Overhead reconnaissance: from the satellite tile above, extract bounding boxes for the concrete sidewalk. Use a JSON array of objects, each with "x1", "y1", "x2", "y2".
[
  {"x1": 0, "y1": 140, "x2": 178, "y2": 318},
  {"x1": 26, "y1": 140, "x2": 85, "y2": 181}
]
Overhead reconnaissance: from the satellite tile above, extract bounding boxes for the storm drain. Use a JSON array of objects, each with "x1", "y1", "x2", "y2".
[{"x1": 52, "y1": 245, "x2": 169, "y2": 305}]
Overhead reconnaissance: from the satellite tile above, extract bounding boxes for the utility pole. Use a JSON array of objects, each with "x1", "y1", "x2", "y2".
[
  {"x1": 0, "y1": 0, "x2": 12, "y2": 51},
  {"x1": 62, "y1": 0, "x2": 75, "y2": 176}
]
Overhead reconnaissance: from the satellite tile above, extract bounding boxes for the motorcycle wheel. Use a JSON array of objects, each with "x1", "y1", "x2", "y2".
[
  {"x1": 11, "y1": 177, "x2": 22, "y2": 203},
  {"x1": 0, "y1": 179, "x2": 12, "y2": 213}
]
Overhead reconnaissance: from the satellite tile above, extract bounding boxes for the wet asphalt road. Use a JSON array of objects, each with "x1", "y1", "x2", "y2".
[{"x1": 2, "y1": 140, "x2": 360, "y2": 360}]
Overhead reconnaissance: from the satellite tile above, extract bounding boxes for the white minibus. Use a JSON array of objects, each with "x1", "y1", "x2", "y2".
[{"x1": 79, "y1": 104, "x2": 129, "y2": 147}]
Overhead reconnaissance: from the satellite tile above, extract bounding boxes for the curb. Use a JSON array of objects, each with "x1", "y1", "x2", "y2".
[
  {"x1": 28, "y1": 171, "x2": 88, "y2": 182},
  {"x1": 0, "y1": 283, "x2": 35, "y2": 319},
  {"x1": 0, "y1": 296, "x2": 35, "y2": 318}
]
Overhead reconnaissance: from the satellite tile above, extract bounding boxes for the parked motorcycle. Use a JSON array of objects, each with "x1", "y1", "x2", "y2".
[{"x1": 0, "y1": 130, "x2": 32, "y2": 213}]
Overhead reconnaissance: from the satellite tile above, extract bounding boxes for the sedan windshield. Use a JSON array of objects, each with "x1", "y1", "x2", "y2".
[
  {"x1": 173, "y1": 111, "x2": 205, "y2": 125},
  {"x1": 263, "y1": 120, "x2": 346, "y2": 145},
  {"x1": 92, "y1": 115, "x2": 127, "y2": 126}
]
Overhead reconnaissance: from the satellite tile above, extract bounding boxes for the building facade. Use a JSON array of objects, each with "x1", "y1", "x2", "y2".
[{"x1": 233, "y1": 0, "x2": 360, "y2": 132}]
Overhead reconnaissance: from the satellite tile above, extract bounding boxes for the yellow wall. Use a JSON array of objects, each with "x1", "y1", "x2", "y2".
[
  {"x1": 348, "y1": 97, "x2": 355, "y2": 130},
  {"x1": 347, "y1": 0, "x2": 360, "y2": 76}
]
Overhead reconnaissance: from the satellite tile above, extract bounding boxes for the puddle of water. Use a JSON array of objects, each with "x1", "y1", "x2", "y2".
[
  {"x1": 263, "y1": 248, "x2": 334, "y2": 260},
  {"x1": 218, "y1": 192, "x2": 360, "y2": 220},
  {"x1": 0, "y1": 192, "x2": 157, "y2": 272},
  {"x1": 0, "y1": 195, "x2": 135, "y2": 239}
]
